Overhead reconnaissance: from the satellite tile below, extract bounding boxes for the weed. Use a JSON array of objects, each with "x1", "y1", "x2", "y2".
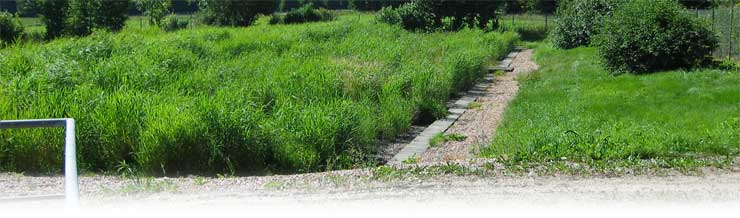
[
  {"x1": 467, "y1": 102, "x2": 482, "y2": 110},
  {"x1": 192, "y1": 176, "x2": 208, "y2": 186},
  {"x1": 402, "y1": 154, "x2": 420, "y2": 164},
  {"x1": 429, "y1": 133, "x2": 467, "y2": 147}
]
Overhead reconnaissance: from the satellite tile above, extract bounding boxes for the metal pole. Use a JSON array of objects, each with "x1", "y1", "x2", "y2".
[
  {"x1": 64, "y1": 118, "x2": 79, "y2": 208},
  {"x1": 0, "y1": 118, "x2": 78, "y2": 207}
]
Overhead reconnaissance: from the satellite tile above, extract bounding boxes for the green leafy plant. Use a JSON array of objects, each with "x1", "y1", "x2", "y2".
[
  {"x1": 550, "y1": 0, "x2": 616, "y2": 49},
  {"x1": 0, "y1": 12, "x2": 24, "y2": 46},
  {"x1": 593, "y1": 0, "x2": 719, "y2": 74},
  {"x1": 271, "y1": 3, "x2": 335, "y2": 24},
  {"x1": 429, "y1": 133, "x2": 467, "y2": 147},
  {"x1": 402, "y1": 154, "x2": 420, "y2": 164},
  {"x1": 197, "y1": 0, "x2": 274, "y2": 26}
]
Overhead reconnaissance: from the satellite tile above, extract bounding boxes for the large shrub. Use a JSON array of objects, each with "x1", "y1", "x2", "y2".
[
  {"x1": 271, "y1": 3, "x2": 335, "y2": 24},
  {"x1": 198, "y1": 0, "x2": 274, "y2": 26},
  {"x1": 0, "y1": 12, "x2": 24, "y2": 46},
  {"x1": 550, "y1": 0, "x2": 615, "y2": 49},
  {"x1": 594, "y1": 0, "x2": 718, "y2": 74}
]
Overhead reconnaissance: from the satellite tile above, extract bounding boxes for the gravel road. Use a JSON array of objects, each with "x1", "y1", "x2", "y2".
[{"x1": 2, "y1": 169, "x2": 740, "y2": 209}]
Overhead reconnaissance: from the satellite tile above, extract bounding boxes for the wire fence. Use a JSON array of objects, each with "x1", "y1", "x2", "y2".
[{"x1": 694, "y1": 6, "x2": 738, "y2": 61}]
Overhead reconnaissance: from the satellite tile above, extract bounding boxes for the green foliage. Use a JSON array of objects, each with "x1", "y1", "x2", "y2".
[
  {"x1": 162, "y1": 15, "x2": 189, "y2": 31},
  {"x1": 16, "y1": 0, "x2": 43, "y2": 17},
  {"x1": 135, "y1": 0, "x2": 172, "y2": 27},
  {"x1": 198, "y1": 0, "x2": 274, "y2": 26},
  {"x1": 93, "y1": 0, "x2": 130, "y2": 32},
  {"x1": 376, "y1": 1, "x2": 433, "y2": 31},
  {"x1": 430, "y1": 133, "x2": 467, "y2": 147},
  {"x1": 0, "y1": 12, "x2": 24, "y2": 46},
  {"x1": 271, "y1": 3, "x2": 335, "y2": 24},
  {"x1": 285, "y1": 4, "x2": 335, "y2": 24},
  {"x1": 40, "y1": 0, "x2": 129, "y2": 38},
  {"x1": 376, "y1": 0, "x2": 503, "y2": 31},
  {"x1": 550, "y1": 0, "x2": 615, "y2": 49},
  {"x1": 65, "y1": 0, "x2": 96, "y2": 36},
  {"x1": 0, "y1": 14, "x2": 518, "y2": 174},
  {"x1": 41, "y1": 0, "x2": 68, "y2": 39},
  {"x1": 482, "y1": 44, "x2": 740, "y2": 166},
  {"x1": 594, "y1": 0, "x2": 718, "y2": 74}
]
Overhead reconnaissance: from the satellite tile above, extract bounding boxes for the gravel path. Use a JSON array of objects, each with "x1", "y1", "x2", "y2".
[{"x1": 421, "y1": 49, "x2": 538, "y2": 163}]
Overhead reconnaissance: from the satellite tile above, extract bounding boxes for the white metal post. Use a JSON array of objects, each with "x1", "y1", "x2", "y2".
[
  {"x1": 0, "y1": 118, "x2": 79, "y2": 207},
  {"x1": 64, "y1": 118, "x2": 79, "y2": 208}
]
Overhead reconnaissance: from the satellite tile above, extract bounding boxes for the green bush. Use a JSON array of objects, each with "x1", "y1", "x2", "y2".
[
  {"x1": 162, "y1": 15, "x2": 189, "y2": 32},
  {"x1": 198, "y1": 0, "x2": 274, "y2": 26},
  {"x1": 550, "y1": 0, "x2": 616, "y2": 49},
  {"x1": 376, "y1": 0, "x2": 502, "y2": 32},
  {"x1": 0, "y1": 12, "x2": 24, "y2": 46},
  {"x1": 272, "y1": 4, "x2": 335, "y2": 24},
  {"x1": 376, "y1": 6, "x2": 401, "y2": 26},
  {"x1": 376, "y1": 1, "x2": 434, "y2": 31},
  {"x1": 594, "y1": 0, "x2": 718, "y2": 74}
]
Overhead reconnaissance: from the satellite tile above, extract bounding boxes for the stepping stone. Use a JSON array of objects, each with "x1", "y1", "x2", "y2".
[{"x1": 488, "y1": 66, "x2": 513, "y2": 72}]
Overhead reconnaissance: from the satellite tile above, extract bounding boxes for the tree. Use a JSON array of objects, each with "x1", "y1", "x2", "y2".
[
  {"x1": 135, "y1": 0, "x2": 172, "y2": 26},
  {"x1": 41, "y1": 0, "x2": 129, "y2": 38},
  {"x1": 419, "y1": 0, "x2": 504, "y2": 30},
  {"x1": 94, "y1": 0, "x2": 130, "y2": 31},
  {"x1": 41, "y1": 0, "x2": 68, "y2": 39},
  {"x1": 65, "y1": 0, "x2": 96, "y2": 36},
  {"x1": 198, "y1": 0, "x2": 275, "y2": 26}
]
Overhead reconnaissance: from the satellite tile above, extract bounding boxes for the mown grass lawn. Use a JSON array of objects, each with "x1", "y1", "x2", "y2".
[{"x1": 482, "y1": 43, "x2": 740, "y2": 169}]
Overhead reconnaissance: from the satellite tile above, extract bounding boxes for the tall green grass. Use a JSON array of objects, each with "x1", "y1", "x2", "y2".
[
  {"x1": 482, "y1": 43, "x2": 740, "y2": 166},
  {"x1": 0, "y1": 13, "x2": 518, "y2": 175}
]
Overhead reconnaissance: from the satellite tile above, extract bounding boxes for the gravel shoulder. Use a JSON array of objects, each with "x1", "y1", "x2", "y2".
[{"x1": 2, "y1": 170, "x2": 740, "y2": 208}]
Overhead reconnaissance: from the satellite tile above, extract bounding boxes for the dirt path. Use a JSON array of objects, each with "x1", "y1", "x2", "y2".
[{"x1": 421, "y1": 49, "x2": 538, "y2": 163}]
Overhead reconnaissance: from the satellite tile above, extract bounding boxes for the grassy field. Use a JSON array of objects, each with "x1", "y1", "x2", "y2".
[
  {"x1": 482, "y1": 43, "x2": 740, "y2": 169},
  {"x1": 0, "y1": 13, "x2": 518, "y2": 175}
]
